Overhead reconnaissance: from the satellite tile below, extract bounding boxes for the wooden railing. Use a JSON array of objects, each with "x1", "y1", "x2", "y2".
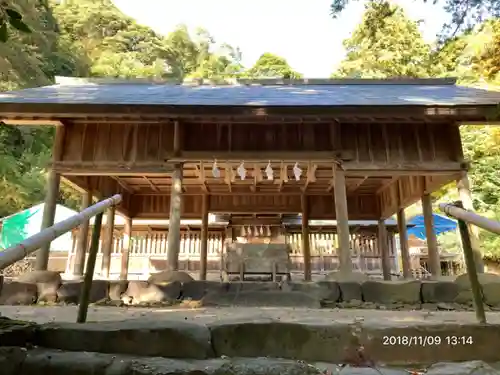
[{"x1": 67, "y1": 229, "x2": 398, "y2": 277}]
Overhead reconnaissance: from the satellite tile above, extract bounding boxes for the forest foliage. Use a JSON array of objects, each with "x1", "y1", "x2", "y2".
[{"x1": 1, "y1": 0, "x2": 500, "y2": 259}]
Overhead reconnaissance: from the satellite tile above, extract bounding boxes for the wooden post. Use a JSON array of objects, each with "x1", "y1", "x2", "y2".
[
  {"x1": 100, "y1": 205, "x2": 116, "y2": 278},
  {"x1": 422, "y1": 192, "x2": 441, "y2": 277},
  {"x1": 397, "y1": 208, "x2": 412, "y2": 278},
  {"x1": 456, "y1": 172, "x2": 484, "y2": 272},
  {"x1": 167, "y1": 164, "x2": 183, "y2": 271},
  {"x1": 378, "y1": 219, "x2": 391, "y2": 280},
  {"x1": 455, "y1": 202, "x2": 486, "y2": 323},
  {"x1": 72, "y1": 191, "x2": 92, "y2": 277},
  {"x1": 301, "y1": 194, "x2": 311, "y2": 281},
  {"x1": 334, "y1": 168, "x2": 352, "y2": 274},
  {"x1": 199, "y1": 194, "x2": 209, "y2": 280},
  {"x1": 36, "y1": 125, "x2": 65, "y2": 271},
  {"x1": 120, "y1": 216, "x2": 132, "y2": 281},
  {"x1": 77, "y1": 212, "x2": 103, "y2": 323}
]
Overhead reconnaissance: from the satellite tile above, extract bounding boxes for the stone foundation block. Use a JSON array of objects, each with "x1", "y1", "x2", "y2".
[
  {"x1": 454, "y1": 273, "x2": 500, "y2": 306},
  {"x1": 421, "y1": 281, "x2": 459, "y2": 304},
  {"x1": 35, "y1": 320, "x2": 214, "y2": 359},
  {"x1": 56, "y1": 280, "x2": 109, "y2": 304},
  {"x1": 202, "y1": 290, "x2": 321, "y2": 308},
  {"x1": 0, "y1": 282, "x2": 37, "y2": 305},
  {"x1": 182, "y1": 280, "x2": 222, "y2": 300},
  {"x1": 122, "y1": 281, "x2": 178, "y2": 304},
  {"x1": 337, "y1": 281, "x2": 363, "y2": 301},
  {"x1": 281, "y1": 281, "x2": 340, "y2": 302},
  {"x1": 362, "y1": 280, "x2": 421, "y2": 305},
  {"x1": 210, "y1": 320, "x2": 352, "y2": 362},
  {"x1": 224, "y1": 281, "x2": 281, "y2": 293},
  {"x1": 148, "y1": 270, "x2": 194, "y2": 284},
  {"x1": 108, "y1": 281, "x2": 128, "y2": 301},
  {"x1": 17, "y1": 270, "x2": 61, "y2": 284}
]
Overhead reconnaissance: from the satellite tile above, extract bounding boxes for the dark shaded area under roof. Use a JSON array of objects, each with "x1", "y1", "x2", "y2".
[{"x1": 0, "y1": 77, "x2": 500, "y2": 107}]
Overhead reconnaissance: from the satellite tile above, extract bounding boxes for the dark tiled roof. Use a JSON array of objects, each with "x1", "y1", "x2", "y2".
[{"x1": 1, "y1": 77, "x2": 500, "y2": 107}]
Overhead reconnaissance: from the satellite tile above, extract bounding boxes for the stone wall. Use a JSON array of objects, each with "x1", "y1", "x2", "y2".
[{"x1": 1, "y1": 272, "x2": 500, "y2": 309}]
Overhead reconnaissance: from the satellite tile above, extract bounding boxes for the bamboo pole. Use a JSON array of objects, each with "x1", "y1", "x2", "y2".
[
  {"x1": 77, "y1": 212, "x2": 104, "y2": 323},
  {"x1": 0, "y1": 194, "x2": 122, "y2": 270},
  {"x1": 439, "y1": 203, "x2": 500, "y2": 235}
]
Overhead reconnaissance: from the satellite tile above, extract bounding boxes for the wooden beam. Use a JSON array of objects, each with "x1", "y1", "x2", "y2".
[
  {"x1": 170, "y1": 152, "x2": 342, "y2": 163},
  {"x1": 376, "y1": 176, "x2": 397, "y2": 194},
  {"x1": 120, "y1": 216, "x2": 132, "y2": 281},
  {"x1": 344, "y1": 161, "x2": 466, "y2": 176},
  {"x1": 53, "y1": 162, "x2": 175, "y2": 176},
  {"x1": 199, "y1": 194, "x2": 210, "y2": 281},
  {"x1": 301, "y1": 194, "x2": 311, "y2": 281},
  {"x1": 1, "y1": 119, "x2": 63, "y2": 126},
  {"x1": 347, "y1": 176, "x2": 367, "y2": 193},
  {"x1": 143, "y1": 176, "x2": 159, "y2": 192},
  {"x1": 334, "y1": 167, "x2": 352, "y2": 274},
  {"x1": 112, "y1": 176, "x2": 134, "y2": 193}
]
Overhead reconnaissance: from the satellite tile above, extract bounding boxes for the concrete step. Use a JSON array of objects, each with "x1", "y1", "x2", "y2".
[
  {"x1": 1, "y1": 347, "x2": 500, "y2": 375},
  {"x1": 4, "y1": 319, "x2": 500, "y2": 365}
]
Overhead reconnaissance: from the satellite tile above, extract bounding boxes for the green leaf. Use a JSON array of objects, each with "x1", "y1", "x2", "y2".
[
  {"x1": 8, "y1": 17, "x2": 31, "y2": 33},
  {"x1": 0, "y1": 22, "x2": 8, "y2": 42},
  {"x1": 5, "y1": 8, "x2": 22, "y2": 21}
]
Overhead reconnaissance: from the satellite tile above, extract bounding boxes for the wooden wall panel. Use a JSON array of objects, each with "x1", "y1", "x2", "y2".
[
  {"x1": 60, "y1": 121, "x2": 464, "y2": 167},
  {"x1": 131, "y1": 194, "x2": 379, "y2": 220}
]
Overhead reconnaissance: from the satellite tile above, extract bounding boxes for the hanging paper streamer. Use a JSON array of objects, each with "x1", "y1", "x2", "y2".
[{"x1": 293, "y1": 162, "x2": 302, "y2": 181}]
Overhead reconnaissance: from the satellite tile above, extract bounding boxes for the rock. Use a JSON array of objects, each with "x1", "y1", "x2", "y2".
[
  {"x1": 338, "y1": 281, "x2": 363, "y2": 302},
  {"x1": 148, "y1": 270, "x2": 194, "y2": 284},
  {"x1": 281, "y1": 281, "x2": 340, "y2": 302},
  {"x1": 36, "y1": 320, "x2": 214, "y2": 359},
  {"x1": 225, "y1": 281, "x2": 280, "y2": 293},
  {"x1": 108, "y1": 281, "x2": 128, "y2": 301},
  {"x1": 37, "y1": 282, "x2": 59, "y2": 303},
  {"x1": 421, "y1": 281, "x2": 459, "y2": 303},
  {"x1": 202, "y1": 290, "x2": 321, "y2": 308},
  {"x1": 17, "y1": 270, "x2": 61, "y2": 284},
  {"x1": 209, "y1": 320, "x2": 352, "y2": 363},
  {"x1": 122, "y1": 281, "x2": 178, "y2": 305},
  {"x1": 426, "y1": 361, "x2": 500, "y2": 375},
  {"x1": 0, "y1": 282, "x2": 37, "y2": 305},
  {"x1": 454, "y1": 273, "x2": 500, "y2": 306},
  {"x1": 182, "y1": 280, "x2": 222, "y2": 300},
  {"x1": 56, "y1": 280, "x2": 109, "y2": 304},
  {"x1": 362, "y1": 280, "x2": 421, "y2": 305}
]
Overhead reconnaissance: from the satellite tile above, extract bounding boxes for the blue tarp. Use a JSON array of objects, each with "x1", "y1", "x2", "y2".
[{"x1": 407, "y1": 213, "x2": 457, "y2": 240}]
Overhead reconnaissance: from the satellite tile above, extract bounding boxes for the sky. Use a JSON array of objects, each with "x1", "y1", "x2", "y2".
[{"x1": 113, "y1": 0, "x2": 450, "y2": 78}]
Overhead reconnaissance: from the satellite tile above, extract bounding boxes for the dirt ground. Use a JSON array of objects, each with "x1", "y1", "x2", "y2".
[{"x1": 1, "y1": 305, "x2": 500, "y2": 326}]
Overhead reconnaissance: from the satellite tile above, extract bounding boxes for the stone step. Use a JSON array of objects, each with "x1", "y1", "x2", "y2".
[
  {"x1": 7, "y1": 319, "x2": 500, "y2": 365},
  {"x1": 1, "y1": 347, "x2": 500, "y2": 375}
]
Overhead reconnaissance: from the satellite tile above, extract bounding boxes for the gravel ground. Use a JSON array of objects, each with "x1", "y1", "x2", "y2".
[{"x1": 1, "y1": 305, "x2": 500, "y2": 326}]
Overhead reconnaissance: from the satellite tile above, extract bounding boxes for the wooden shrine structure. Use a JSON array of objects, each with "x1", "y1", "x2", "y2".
[{"x1": 1, "y1": 77, "x2": 500, "y2": 281}]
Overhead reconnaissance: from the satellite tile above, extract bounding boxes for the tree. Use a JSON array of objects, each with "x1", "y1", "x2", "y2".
[
  {"x1": 246, "y1": 53, "x2": 302, "y2": 79},
  {"x1": 0, "y1": 2, "x2": 32, "y2": 43},
  {"x1": 330, "y1": 0, "x2": 500, "y2": 37},
  {"x1": 332, "y1": 1, "x2": 432, "y2": 78}
]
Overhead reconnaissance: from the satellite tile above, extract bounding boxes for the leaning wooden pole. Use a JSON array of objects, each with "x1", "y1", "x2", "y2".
[
  {"x1": 0, "y1": 195, "x2": 122, "y2": 270},
  {"x1": 452, "y1": 201, "x2": 486, "y2": 324},
  {"x1": 77, "y1": 211, "x2": 104, "y2": 323}
]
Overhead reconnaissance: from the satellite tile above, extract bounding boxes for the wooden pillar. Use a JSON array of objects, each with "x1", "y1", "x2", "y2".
[
  {"x1": 120, "y1": 217, "x2": 132, "y2": 281},
  {"x1": 422, "y1": 192, "x2": 441, "y2": 277},
  {"x1": 167, "y1": 164, "x2": 183, "y2": 271},
  {"x1": 301, "y1": 194, "x2": 311, "y2": 281},
  {"x1": 36, "y1": 125, "x2": 65, "y2": 271},
  {"x1": 378, "y1": 219, "x2": 391, "y2": 280},
  {"x1": 456, "y1": 172, "x2": 484, "y2": 273},
  {"x1": 100, "y1": 205, "x2": 116, "y2": 278},
  {"x1": 72, "y1": 191, "x2": 92, "y2": 277},
  {"x1": 334, "y1": 168, "x2": 352, "y2": 273},
  {"x1": 397, "y1": 208, "x2": 411, "y2": 278},
  {"x1": 199, "y1": 194, "x2": 209, "y2": 280}
]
